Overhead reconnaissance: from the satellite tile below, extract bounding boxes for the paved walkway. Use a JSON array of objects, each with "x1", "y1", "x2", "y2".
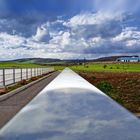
[{"x1": 0, "y1": 71, "x2": 59, "y2": 129}]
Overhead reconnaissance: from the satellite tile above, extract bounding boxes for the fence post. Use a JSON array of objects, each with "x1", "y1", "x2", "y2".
[
  {"x1": 2, "y1": 69, "x2": 5, "y2": 87},
  {"x1": 37, "y1": 68, "x2": 39, "y2": 76},
  {"x1": 34, "y1": 68, "x2": 35, "y2": 77},
  {"x1": 13, "y1": 69, "x2": 15, "y2": 84},
  {"x1": 31, "y1": 68, "x2": 32, "y2": 77},
  {"x1": 42, "y1": 68, "x2": 43, "y2": 75},
  {"x1": 26, "y1": 68, "x2": 28, "y2": 80},
  {"x1": 21, "y1": 68, "x2": 22, "y2": 80}
]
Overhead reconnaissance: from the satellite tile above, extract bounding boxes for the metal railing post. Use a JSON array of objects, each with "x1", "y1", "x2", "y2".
[
  {"x1": 13, "y1": 69, "x2": 15, "y2": 84},
  {"x1": 36, "y1": 68, "x2": 37, "y2": 76},
  {"x1": 3, "y1": 69, "x2": 5, "y2": 87},
  {"x1": 21, "y1": 68, "x2": 22, "y2": 80},
  {"x1": 26, "y1": 68, "x2": 28, "y2": 80},
  {"x1": 37, "y1": 68, "x2": 38, "y2": 76},
  {"x1": 36, "y1": 68, "x2": 38, "y2": 76},
  {"x1": 34, "y1": 68, "x2": 36, "y2": 77},
  {"x1": 31, "y1": 68, "x2": 32, "y2": 77}
]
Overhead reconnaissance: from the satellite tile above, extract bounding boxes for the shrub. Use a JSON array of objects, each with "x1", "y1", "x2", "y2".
[
  {"x1": 103, "y1": 65, "x2": 107, "y2": 69},
  {"x1": 92, "y1": 76, "x2": 96, "y2": 80},
  {"x1": 97, "y1": 81, "x2": 113, "y2": 94},
  {"x1": 18, "y1": 79, "x2": 27, "y2": 85},
  {"x1": 0, "y1": 88, "x2": 7, "y2": 95},
  {"x1": 97, "y1": 81, "x2": 122, "y2": 104},
  {"x1": 30, "y1": 77, "x2": 38, "y2": 81}
]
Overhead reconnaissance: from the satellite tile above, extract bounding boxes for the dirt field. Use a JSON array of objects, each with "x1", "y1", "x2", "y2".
[{"x1": 79, "y1": 72, "x2": 140, "y2": 113}]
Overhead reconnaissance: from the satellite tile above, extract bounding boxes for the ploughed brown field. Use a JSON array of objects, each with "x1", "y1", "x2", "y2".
[{"x1": 79, "y1": 72, "x2": 140, "y2": 114}]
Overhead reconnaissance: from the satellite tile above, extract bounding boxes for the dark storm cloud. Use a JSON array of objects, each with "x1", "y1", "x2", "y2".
[{"x1": 0, "y1": 0, "x2": 95, "y2": 37}]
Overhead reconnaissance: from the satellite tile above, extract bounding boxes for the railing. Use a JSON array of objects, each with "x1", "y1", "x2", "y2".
[
  {"x1": 0, "y1": 68, "x2": 54, "y2": 87},
  {"x1": 0, "y1": 68, "x2": 140, "y2": 140}
]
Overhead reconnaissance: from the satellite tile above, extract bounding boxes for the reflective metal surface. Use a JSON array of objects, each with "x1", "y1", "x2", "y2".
[{"x1": 0, "y1": 68, "x2": 140, "y2": 140}]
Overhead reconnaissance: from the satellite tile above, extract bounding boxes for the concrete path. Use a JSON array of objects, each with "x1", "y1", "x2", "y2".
[{"x1": 0, "y1": 71, "x2": 59, "y2": 129}]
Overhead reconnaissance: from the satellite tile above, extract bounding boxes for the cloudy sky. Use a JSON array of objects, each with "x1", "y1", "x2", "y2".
[{"x1": 0, "y1": 0, "x2": 140, "y2": 60}]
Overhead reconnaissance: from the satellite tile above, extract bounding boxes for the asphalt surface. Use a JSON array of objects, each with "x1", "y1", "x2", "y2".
[{"x1": 0, "y1": 71, "x2": 59, "y2": 129}]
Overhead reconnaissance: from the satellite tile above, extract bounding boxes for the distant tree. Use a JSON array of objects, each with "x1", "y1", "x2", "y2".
[
  {"x1": 103, "y1": 65, "x2": 107, "y2": 69},
  {"x1": 83, "y1": 57, "x2": 87, "y2": 67}
]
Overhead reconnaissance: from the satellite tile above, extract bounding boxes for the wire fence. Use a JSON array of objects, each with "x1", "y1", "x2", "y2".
[{"x1": 0, "y1": 68, "x2": 54, "y2": 87}]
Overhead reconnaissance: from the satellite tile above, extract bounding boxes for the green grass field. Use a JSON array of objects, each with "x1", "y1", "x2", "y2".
[
  {"x1": 54, "y1": 63, "x2": 140, "y2": 72},
  {"x1": 0, "y1": 62, "x2": 47, "y2": 68},
  {"x1": 0, "y1": 62, "x2": 140, "y2": 72}
]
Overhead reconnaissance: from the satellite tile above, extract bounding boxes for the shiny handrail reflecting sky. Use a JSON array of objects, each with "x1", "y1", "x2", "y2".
[{"x1": 0, "y1": 68, "x2": 140, "y2": 140}]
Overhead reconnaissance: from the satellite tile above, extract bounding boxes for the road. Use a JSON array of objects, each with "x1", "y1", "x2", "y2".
[{"x1": 0, "y1": 71, "x2": 59, "y2": 129}]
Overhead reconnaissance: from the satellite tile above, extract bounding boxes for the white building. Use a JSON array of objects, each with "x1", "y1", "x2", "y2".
[{"x1": 117, "y1": 56, "x2": 140, "y2": 62}]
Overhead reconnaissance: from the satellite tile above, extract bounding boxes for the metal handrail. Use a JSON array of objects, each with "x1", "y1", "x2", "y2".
[
  {"x1": 0, "y1": 68, "x2": 140, "y2": 140},
  {"x1": 0, "y1": 68, "x2": 54, "y2": 87}
]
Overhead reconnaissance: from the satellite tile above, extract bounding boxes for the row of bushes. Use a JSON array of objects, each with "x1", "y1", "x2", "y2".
[
  {"x1": 81, "y1": 64, "x2": 125, "y2": 70},
  {"x1": 103, "y1": 65, "x2": 120, "y2": 69}
]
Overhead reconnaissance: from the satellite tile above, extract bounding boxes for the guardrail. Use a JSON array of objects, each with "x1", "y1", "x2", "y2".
[
  {"x1": 0, "y1": 68, "x2": 54, "y2": 87},
  {"x1": 0, "y1": 68, "x2": 140, "y2": 140}
]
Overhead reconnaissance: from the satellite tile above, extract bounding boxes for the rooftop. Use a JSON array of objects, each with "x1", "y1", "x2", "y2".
[{"x1": 117, "y1": 56, "x2": 140, "y2": 61}]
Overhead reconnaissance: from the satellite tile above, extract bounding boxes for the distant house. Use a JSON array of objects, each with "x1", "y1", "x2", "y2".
[{"x1": 117, "y1": 56, "x2": 140, "y2": 62}]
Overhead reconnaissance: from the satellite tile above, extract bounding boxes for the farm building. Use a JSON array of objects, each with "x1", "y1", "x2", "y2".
[{"x1": 117, "y1": 56, "x2": 140, "y2": 62}]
